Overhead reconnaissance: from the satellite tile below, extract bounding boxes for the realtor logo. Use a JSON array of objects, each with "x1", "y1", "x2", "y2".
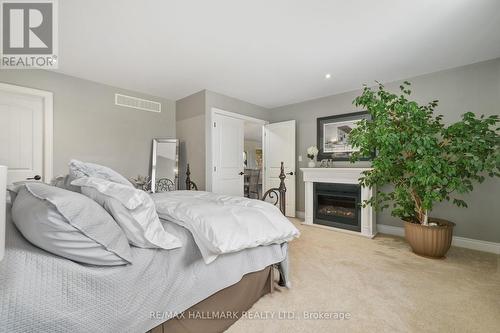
[{"x1": 1, "y1": 0, "x2": 58, "y2": 68}]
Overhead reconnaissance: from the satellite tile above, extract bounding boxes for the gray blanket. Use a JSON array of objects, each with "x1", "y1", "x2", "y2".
[{"x1": 0, "y1": 205, "x2": 287, "y2": 333}]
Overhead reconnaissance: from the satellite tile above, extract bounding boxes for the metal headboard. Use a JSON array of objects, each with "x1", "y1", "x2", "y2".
[{"x1": 261, "y1": 162, "x2": 287, "y2": 215}]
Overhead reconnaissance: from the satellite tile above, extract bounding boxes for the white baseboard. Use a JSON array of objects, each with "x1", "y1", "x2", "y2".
[
  {"x1": 451, "y1": 236, "x2": 500, "y2": 255},
  {"x1": 377, "y1": 224, "x2": 500, "y2": 255},
  {"x1": 295, "y1": 213, "x2": 500, "y2": 255}
]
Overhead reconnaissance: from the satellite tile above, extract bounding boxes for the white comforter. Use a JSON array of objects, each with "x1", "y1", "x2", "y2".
[
  {"x1": 152, "y1": 191, "x2": 300, "y2": 264},
  {"x1": 1, "y1": 204, "x2": 287, "y2": 333}
]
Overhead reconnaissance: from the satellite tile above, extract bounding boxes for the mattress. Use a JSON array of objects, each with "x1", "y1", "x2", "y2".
[{"x1": 0, "y1": 204, "x2": 287, "y2": 333}]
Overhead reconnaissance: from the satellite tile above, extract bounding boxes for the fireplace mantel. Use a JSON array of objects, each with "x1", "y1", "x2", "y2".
[{"x1": 300, "y1": 167, "x2": 377, "y2": 238}]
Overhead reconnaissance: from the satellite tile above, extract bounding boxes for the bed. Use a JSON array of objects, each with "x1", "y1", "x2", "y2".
[
  {"x1": 1, "y1": 160, "x2": 298, "y2": 332},
  {"x1": 0, "y1": 202, "x2": 289, "y2": 333}
]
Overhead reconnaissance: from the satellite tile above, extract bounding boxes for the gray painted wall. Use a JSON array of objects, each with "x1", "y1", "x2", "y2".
[
  {"x1": 269, "y1": 58, "x2": 500, "y2": 242},
  {"x1": 176, "y1": 90, "x2": 206, "y2": 189},
  {"x1": 0, "y1": 70, "x2": 175, "y2": 179},
  {"x1": 205, "y1": 90, "x2": 270, "y2": 121}
]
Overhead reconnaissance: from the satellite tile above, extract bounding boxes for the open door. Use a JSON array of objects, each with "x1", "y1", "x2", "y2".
[
  {"x1": 263, "y1": 120, "x2": 296, "y2": 217},
  {"x1": 212, "y1": 113, "x2": 245, "y2": 196}
]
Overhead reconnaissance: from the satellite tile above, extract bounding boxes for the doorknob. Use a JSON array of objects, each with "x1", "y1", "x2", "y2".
[
  {"x1": 27, "y1": 175, "x2": 41, "y2": 181},
  {"x1": 239, "y1": 172, "x2": 244, "y2": 175},
  {"x1": 286, "y1": 172, "x2": 294, "y2": 176}
]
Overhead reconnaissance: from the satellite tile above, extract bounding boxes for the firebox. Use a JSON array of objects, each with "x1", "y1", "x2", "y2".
[{"x1": 313, "y1": 182, "x2": 361, "y2": 232}]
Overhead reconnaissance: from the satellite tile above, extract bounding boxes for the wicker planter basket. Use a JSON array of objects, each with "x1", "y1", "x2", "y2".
[{"x1": 404, "y1": 218, "x2": 455, "y2": 258}]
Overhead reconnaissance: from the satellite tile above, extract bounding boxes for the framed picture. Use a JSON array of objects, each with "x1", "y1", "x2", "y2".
[{"x1": 317, "y1": 111, "x2": 371, "y2": 161}]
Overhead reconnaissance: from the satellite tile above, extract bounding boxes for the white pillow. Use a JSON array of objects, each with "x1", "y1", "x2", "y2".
[
  {"x1": 72, "y1": 177, "x2": 182, "y2": 250},
  {"x1": 7, "y1": 180, "x2": 50, "y2": 204},
  {"x1": 69, "y1": 159, "x2": 133, "y2": 187},
  {"x1": 51, "y1": 174, "x2": 81, "y2": 193},
  {"x1": 12, "y1": 183, "x2": 132, "y2": 266}
]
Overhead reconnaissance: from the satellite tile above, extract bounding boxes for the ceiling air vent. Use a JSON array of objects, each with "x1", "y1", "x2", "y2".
[{"x1": 115, "y1": 93, "x2": 161, "y2": 113}]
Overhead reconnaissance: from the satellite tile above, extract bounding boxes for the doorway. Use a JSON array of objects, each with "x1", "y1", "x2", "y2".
[
  {"x1": 243, "y1": 121, "x2": 263, "y2": 199},
  {"x1": 209, "y1": 108, "x2": 266, "y2": 197},
  {"x1": 209, "y1": 108, "x2": 296, "y2": 217}
]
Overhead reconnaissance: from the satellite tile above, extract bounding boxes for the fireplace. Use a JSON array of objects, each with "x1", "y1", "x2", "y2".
[
  {"x1": 302, "y1": 168, "x2": 376, "y2": 238},
  {"x1": 313, "y1": 182, "x2": 361, "y2": 232}
]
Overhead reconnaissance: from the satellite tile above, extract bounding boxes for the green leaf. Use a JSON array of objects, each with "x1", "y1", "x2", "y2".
[{"x1": 349, "y1": 81, "x2": 499, "y2": 223}]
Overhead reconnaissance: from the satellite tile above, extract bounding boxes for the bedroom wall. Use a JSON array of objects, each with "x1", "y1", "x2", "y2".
[
  {"x1": 0, "y1": 70, "x2": 176, "y2": 179},
  {"x1": 176, "y1": 89, "x2": 269, "y2": 190},
  {"x1": 205, "y1": 90, "x2": 270, "y2": 121},
  {"x1": 269, "y1": 58, "x2": 500, "y2": 243},
  {"x1": 176, "y1": 90, "x2": 206, "y2": 189}
]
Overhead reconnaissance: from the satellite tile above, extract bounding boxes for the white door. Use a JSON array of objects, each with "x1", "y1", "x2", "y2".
[
  {"x1": 264, "y1": 120, "x2": 296, "y2": 217},
  {"x1": 212, "y1": 113, "x2": 245, "y2": 196},
  {"x1": 0, "y1": 88, "x2": 46, "y2": 184}
]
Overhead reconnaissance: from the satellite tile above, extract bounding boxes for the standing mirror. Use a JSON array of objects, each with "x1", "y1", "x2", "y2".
[{"x1": 151, "y1": 139, "x2": 179, "y2": 193}]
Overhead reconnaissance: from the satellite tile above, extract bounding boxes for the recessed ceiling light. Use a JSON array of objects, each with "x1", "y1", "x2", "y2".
[{"x1": 325, "y1": 73, "x2": 331, "y2": 79}]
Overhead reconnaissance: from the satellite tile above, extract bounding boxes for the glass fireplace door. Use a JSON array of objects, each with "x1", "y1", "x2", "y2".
[{"x1": 313, "y1": 183, "x2": 361, "y2": 232}]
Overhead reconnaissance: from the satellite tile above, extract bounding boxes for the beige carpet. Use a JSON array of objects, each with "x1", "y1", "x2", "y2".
[{"x1": 227, "y1": 219, "x2": 500, "y2": 333}]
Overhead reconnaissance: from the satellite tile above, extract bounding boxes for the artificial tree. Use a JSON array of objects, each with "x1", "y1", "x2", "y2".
[{"x1": 349, "y1": 81, "x2": 499, "y2": 226}]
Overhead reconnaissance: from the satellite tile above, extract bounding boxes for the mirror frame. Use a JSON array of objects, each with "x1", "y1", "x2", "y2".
[{"x1": 151, "y1": 138, "x2": 179, "y2": 193}]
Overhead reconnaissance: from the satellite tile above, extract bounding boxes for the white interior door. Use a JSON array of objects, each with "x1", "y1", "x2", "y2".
[
  {"x1": 264, "y1": 120, "x2": 296, "y2": 217},
  {"x1": 212, "y1": 113, "x2": 244, "y2": 196},
  {"x1": 0, "y1": 89, "x2": 45, "y2": 185}
]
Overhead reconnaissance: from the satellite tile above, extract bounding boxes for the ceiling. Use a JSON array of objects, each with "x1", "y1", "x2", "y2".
[{"x1": 56, "y1": 0, "x2": 500, "y2": 108}]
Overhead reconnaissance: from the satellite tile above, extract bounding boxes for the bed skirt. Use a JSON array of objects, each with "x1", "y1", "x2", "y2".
[{"x1": 146, "y1": 266, "x2": 274, "y2": 333}]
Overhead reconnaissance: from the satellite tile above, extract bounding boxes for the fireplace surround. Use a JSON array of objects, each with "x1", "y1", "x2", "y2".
[{"x1": 301, "y1": 167, "x2": 376, "y2": 238}]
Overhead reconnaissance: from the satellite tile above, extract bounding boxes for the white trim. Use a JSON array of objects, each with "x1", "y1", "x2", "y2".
[
  {"x1": 207, "y1": 107, "x2": 268, "y2": 192},
  {"x1": 377, "y1": 224, "x2": 500, "y2": 255},
  {"x1": 211, "y1": 107, "x2": 268, "y2": 124},
  {"x1": 263, "y1": 120, "x2": 296, "y2": 217},
  {"x1": 452, "y1": 236, "x2": 500, "y2": 254},
  {"x1": 0, "y1": 83, "x2": 53, "y2": 183},
  {"x1": 302, "y1": 221, "x2": 377, "y2": 238},
  {"x1": 296, "y1": 211, "x2": 305, "y2": 219}
]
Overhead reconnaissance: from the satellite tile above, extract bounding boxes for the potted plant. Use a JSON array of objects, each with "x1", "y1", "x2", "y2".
[
  {"x1": 349, "y1": 81, "x2": 499, "y2": 258},
  {"x1": 307, "y1": 146, "x2": 319, "y2": 167}
]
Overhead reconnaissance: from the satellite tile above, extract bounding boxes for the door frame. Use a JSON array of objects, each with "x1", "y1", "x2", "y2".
[
  {"x1": 263, "y1": 120, "x2": 296, "y2": 216},
  {"x1": 0, "y1": 83, "x2": 53, "y2": 183},
  {"x1": 207, "y1": 107, "x2": 267, "y2": 192}
]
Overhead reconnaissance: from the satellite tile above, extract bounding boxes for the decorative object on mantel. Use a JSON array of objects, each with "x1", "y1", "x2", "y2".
[
  {"x1": 306, "y1": 146, "x2": 319, "y2": 167},
  {"x1": 318, "y1": 159, "x2": 335, "y2": 168},
  {"x1": 317, "y1": 111, "x2": 372, "y2": 161},
  {"x1": 349, "y1": 81, "x2": 499, "y2": 258}
]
